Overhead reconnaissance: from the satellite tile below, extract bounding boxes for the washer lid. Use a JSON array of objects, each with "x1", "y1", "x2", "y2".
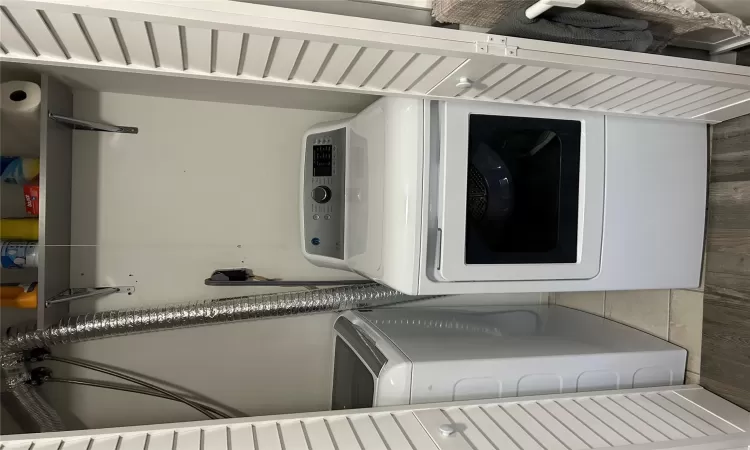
[{"x1": 356, "y1": 306, "x2": 681, "y2": 363}]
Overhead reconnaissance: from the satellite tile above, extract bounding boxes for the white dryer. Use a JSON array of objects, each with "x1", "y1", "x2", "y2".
[{"x1": 301, "y1": 97, "x2": 707, "y2": 295}]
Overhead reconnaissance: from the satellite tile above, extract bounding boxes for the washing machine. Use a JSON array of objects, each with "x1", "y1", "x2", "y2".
[{"x1": 331, "y1": 305, "x2": 687, "y2": 408}]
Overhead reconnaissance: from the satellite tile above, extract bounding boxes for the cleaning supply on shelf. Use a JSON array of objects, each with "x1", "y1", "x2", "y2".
[
  {"x1": 0, "y1": 218, "x2": 39, "y2": 240},
  {"x1": 1, "y1": 241, "x2": 38, "y2": 268},
  {"x1": 1, "y1": 81, "x2": 41, "y2": 153},
  {"x1": 1, "y1": 157, "x2": 40, "y2": 184},
  {"x1": 23, "y1": 184, "x2": 40, "y2": 215},
  {"x1": 0, "y1": 282, "x2": 38, "y2": 308}
]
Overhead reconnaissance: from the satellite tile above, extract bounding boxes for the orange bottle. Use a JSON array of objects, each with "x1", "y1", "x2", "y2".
[{"x1": 0, "y1": 282, "x2": 38, "y2": 308}]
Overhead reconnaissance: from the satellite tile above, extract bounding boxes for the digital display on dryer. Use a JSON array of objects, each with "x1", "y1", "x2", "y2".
[{"x1": 313, "y1": 145, "x2": 333, "y2": 177}]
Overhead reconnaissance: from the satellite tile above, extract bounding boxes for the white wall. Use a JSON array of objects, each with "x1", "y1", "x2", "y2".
[
  {"x1": 42, "y1": 314, "x2": 338, "y2": 430},
  {"x1": 39, "y1": 92, "x2": 358, "y2": 429}
]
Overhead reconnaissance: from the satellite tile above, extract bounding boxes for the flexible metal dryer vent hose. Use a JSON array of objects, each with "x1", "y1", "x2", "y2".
[{"x1": 2, "y1": 284, "x2": 421, "y2": 352}]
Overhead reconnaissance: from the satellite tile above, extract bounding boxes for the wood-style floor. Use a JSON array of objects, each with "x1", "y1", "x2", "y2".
[{"x1": 701, "y1": 114, "x2": 750, "y2": 410}]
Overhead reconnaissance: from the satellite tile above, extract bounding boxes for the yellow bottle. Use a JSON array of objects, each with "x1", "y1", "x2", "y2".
[
  {"x1": 0, "y1": 218, "x2": 39, "y2": 240},
  {"x1": 0, "y1": 282, "x2": 38, "y2": 309}
]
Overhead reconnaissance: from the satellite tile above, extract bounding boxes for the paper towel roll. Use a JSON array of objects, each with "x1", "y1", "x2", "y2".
[{"x1": 1, "y1": 81, "x2": 42, "y2": 154}]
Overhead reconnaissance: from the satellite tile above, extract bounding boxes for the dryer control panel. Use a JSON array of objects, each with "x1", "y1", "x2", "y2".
[{"x1": 303, "y1": 127, "x2": 346, "y2": 261}]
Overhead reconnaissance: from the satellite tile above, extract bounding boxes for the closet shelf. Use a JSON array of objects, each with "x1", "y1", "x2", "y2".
[{"x1": 2, "y1": 0, "x2": 750, "y2": 123}]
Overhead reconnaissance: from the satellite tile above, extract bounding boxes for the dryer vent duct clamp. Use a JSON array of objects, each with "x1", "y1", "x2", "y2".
[{"x1": 301, "y1": 97, "x2": 707, "y2": 295}]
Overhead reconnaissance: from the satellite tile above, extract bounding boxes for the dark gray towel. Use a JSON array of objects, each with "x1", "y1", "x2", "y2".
[{"x1": 489, "y1": 7, "x2": 654, "y2": 52}]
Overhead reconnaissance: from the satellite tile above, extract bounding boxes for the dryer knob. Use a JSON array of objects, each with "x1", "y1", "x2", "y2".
[{"x1": 312, "y1": 185, "x2": 332, "y2": 204}]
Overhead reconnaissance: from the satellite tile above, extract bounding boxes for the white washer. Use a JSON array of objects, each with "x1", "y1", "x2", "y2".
[{"x1": 331, "y1": 305, "x2": 686, "y2": 408}]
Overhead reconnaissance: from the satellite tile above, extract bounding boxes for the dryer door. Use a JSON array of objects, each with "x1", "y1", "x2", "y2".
[{"x1": 433, "y1": 102, "x2": 605, "y2": 282}]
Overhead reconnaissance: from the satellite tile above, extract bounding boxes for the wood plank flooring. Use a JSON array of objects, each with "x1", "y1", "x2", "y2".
[{"x1": 702, "y1": 114, "x2": 750, "y2": 411}]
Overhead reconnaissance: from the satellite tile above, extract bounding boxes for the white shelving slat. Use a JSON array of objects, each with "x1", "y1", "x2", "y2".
[
  {"x1": 685, "y1": 92, "x2": 750, "y2": 119},
  {"x1": 316, "y1": 44, "x2": 360, "y2": 85},
  {"x1": 33, "y1": 441, "x2": 64, "y2": 450},
  {"x1": 414, "y1": 409, "x2": 474, "y2": 450},
  {"x1": 146, "y1": 431, "x2": 175, "y2": 450},
  {"x1": 203, "y1": 427, "x2": 229, "y2": 450},
  {"x1": 460, "y1": 406, "x2": 522, "y2": 450},
  {"x1": 667, "y1": 87, "x2": 747, "y2": 116},
  {"x1": 229, "y1": 425, "x2": 256, "y2": 450},
  {"x1": 480, "y1": 65, "x2": 545, "y2": 100},
  {"x1": 278, "y1": 421, "x2": 308, "y2": 450},
  {"x1": 442, "y1": 407, "x2": 500, "y2": 450},
  {"x1": 428, "y1": 58, "x2": 499, "y2": 98},
  {"x1": 504, "y1": 404, "x2": 568, "y2": 450},
  {"x1": 576, "y1": 398, "x2": 650, "y2": 444},
  {"x1": 88, "y1": 436, "x2": 119, "y2": 450},
  {"x1": 341, "y1": 46, "x2": 388, "y2": 87},
  {"x1": 58, "y1": 439, "x2": 91, "y2": 450},
  {"x1": 631, "y1": 84, "x2": 708, "y2": 114},
  {"x1": 522, "y1": 71, "x2": 589, "y2": 104},
  {"x1": 293, "y1": 40, "x2": 332, "y2": 83},
  {"x1": 577, "y1": 77, "x2": 652, "y2": 109},
  {"x1": 556, "y1": 399, "x2": 630, "y2": 446},
  {"x1": 594, "y1": 396, "x2": 669, "y2": 442},
  {"x1": 42, "y1": 11, "x2": 95, "y2": 62},
  {"x1": 540, "y1": 400, "x2": 611, "y2": 448},
  {"x1": 5, "y1": 7, "x2": 65, "y2": 59},
  {"x1": 214, "y1": 29, "x2": 244, "y2": 76},
  {"x1": 115, "y1": 18, "x2": 153, "y2": 67},
  {"x1": 325, "y1": 417, "x2": 361, "y2": 450},
  {"x1": 463, "y1": 63, "x2": 522, "y2": 99},
  {"x1": 150, "y1": 22, "x2": 183, "y2": 70},
  {"x1": 79, "y1": 14, "x2": 125, "y2": 65},
  {"x1": 409, "y1": 56, "x2": 466, "y2": 94},
  {"x1": 543, "y1": 73, "x2": 611, "y2": 105},
  {"x1": 392, "y1": 412, "x2": 440, "y2": 450},
  {"x1": 174, "y1": 429, "x2": 201, "y2": 450},
  {"x1": 649, "y1": 86, "x2": 729, "y2": 115},
  {"x1": 266, "y1": 37, "x2": 304, "y2": 80},
  {"x1": 595, "y1": 79, "x2": 673, "y2": 111},
  {"x1": 242, "y1": 34, "x2": 274, "y2": 78},
  {"x1": 371, "y1": 413, "x2": 415, "y2": 450},
  {"x1": 348, "y1": 415, "x2": 388, "y2": 450},
  {"x1": 659, "y1": 392, "x2": 743, "y2": 434},
  {"x1": 560, "y1": 75, "x2": 632, "y2": 107},
  {"x1": 501, "y1": 68, "x2": 567, "y2": 101},
  {"x1": 612, "y1": 395, "x2": 687, "y2": 440},
  {"x1": 388, "y1": 53, "x2": 441, "y2": 91},
  {"x1": 2, "y1": 387, "x2": 748, "y2": 450},
  {"x1": 364, "y1": 50, "x2": 415, "y2": 90},
  {"x1": 118, "y1": 433, "x2": 146, "y2": 450},
  {"x1": 617, "y1": 82, "x2": 693, "y2": 112},
  {"x1": 184, "y1": 26, "x2": 211, "y2": 73},
  {"x1": 627, "y1": 394, "x2": 705, "y2": 439},
  {"x1": 254, "y1": 424, "x2": 282, "y2": 450},
  {"x1": 301, "y1": 419, "x2": 335, "y2": 450},
  {"x1": 482, "y1": 405, "x2": 545, "y2": 450},
  {"x1": 521, "y1": 402, "x2": 589, "y2": 450},
  {"x1": 0, "y1": 7, "x2": 35, "y2": 57}
]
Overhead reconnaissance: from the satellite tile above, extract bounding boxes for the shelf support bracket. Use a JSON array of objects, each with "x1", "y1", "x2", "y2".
[
  {"x1": 46, "y1": 287, "x2": 135, "y2": 306},
  {"x1": 49, "y1": 113, "x2": 138, "y2": 134}
]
